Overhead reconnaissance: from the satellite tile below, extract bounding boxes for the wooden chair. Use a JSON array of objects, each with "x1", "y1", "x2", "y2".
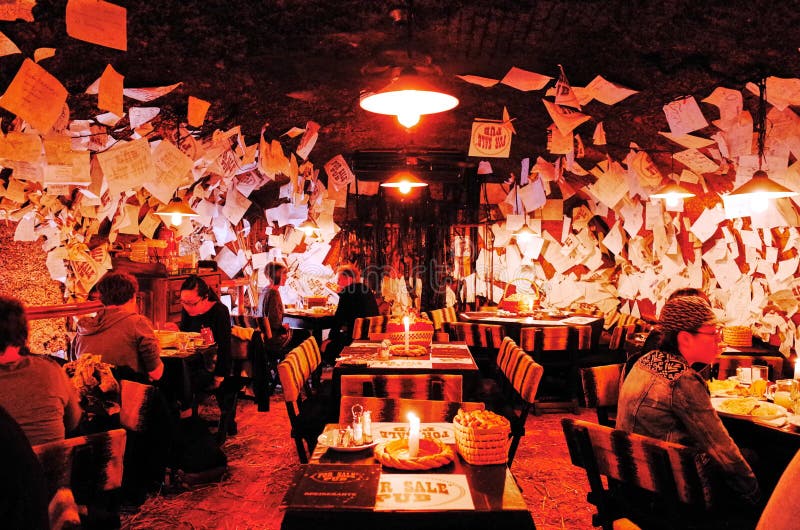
[
  {"x1": 428, "y1": 306, "x2": 458, "y2": 332},
  {"x1": 443, "y1": 321, "x2": 506, "y2": 374},
  {"x1": 340, "y1": 374, "x2": 463, "y2": 401},
  {"x1": 579, "y1": 363, "x2": 623, "y2": 426},
  {"x1": 351, "y1": 315, "x2": 390, "y2": 340},
  {"x1": 561, "y1": 418, "x2": 741, "y2": 530},
  {"x1": 33, "y1": 429, "x2": 127, "y2": 527},
  {"x1": 520, "y1": 326, "x2": 580, "y2": 414},
  {"x1": 276, "y1": 336, "x2": 330, "y2": 463},
  {"x1": 481, "y1": 336, "x2": 543, "y2": 466},
  {"x1": 715, "y1": 355, "x2": 785, "y2": 381},
  {"x1": 339, "y1": 396, "x2": 484, "y2": 423}
]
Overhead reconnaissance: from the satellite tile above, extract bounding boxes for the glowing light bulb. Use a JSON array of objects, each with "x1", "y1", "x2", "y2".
[
  {"x1": 665, "y1": 194, "x2": 681, "y2": 208},
  {"x1": 751, "y1": 193, "x2": 769, "y2": 213},
  {"x1": 171, "y1": 213, "x2": 182, "y2": 226},
  {"x1": 516, "y1": 230, "x2": 532, "y2": 243},
  {"x1": 398, "y1": 181, "x2": 412, "y2": 194},
  {"x1": 397, "y1": 112, "x2": 420, "y2": 128}
]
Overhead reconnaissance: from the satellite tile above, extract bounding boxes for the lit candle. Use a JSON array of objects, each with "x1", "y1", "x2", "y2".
[
  {"x1": 407, "y1": 412, "x2": 420, "y2": 458},
  {"x1": 403, "y1": 315, "x2": 410, "y2": 355},
  {"x1": 794, "y1": 358, "x2": 800, "y2": 380}
]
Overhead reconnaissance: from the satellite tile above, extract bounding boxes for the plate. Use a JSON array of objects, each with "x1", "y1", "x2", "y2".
[
  {"x1": 317, "y1": 431, "x2": 378, "y2": 452},
  {"x1": 711, "y1": 397, "x2": 787, "y2": 421},
  {"x1": 788, "y1": 415, "x2": 800, "y2": 430}
]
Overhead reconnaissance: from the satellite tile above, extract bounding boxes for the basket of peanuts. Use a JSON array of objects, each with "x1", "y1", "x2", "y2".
[{"x1": 452, "y1": 408, "x2": 512, "y2": 465}]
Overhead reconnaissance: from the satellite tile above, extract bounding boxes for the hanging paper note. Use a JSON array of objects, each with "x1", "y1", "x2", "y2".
[
  {"x1": 324, "y1": 154, "x2": 355, "y2": 191},
  {"x1": 187, "y1": 96, "x2": 211, "y2": 127},
  {"x1": 98, "y1": 64, "x2": 124, "y2": 117},
  {"x1": 663, "y1": 96, "x2": 708, "y2": 135},
  {"x1": 468, "y1": 119, "x2": 512, "y2": 158},
  {"x1": 66, "y1": 0, "x2": 127, "y2": 51},
  {"x1": 0, "y1": 58, "x2": 68, "y2": 133}
]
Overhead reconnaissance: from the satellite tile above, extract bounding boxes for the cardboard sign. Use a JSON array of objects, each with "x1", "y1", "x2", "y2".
[
  {"x1": 469, "y1": 120, "x2": 512, "y2": 158},
  {"x1": 376, "y1": 474, "x2": 474, "y2": 511}
]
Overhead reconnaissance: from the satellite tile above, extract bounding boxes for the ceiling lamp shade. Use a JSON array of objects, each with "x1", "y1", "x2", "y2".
[
  {"x1": 155, "y1": 197, "x2": 198, "y2": 227},
  {"x1": 380, "y1": 171, "x2": 428, "y2": 194},
  {"x1": 298, "y1": 218, "x2": 320, "y2": 237},
  {"x1": 514, "y1": 223, "x2": 537, "y2": 242},
  {"x1": 360, "y1": 68, "x2": 459, "y2": 128},
  {"x1": 650, "y1": 182, "x2": 696, "y2": 208},
  {"x1": 729, "y1": 169, "x2": 797, "y2": 213}
]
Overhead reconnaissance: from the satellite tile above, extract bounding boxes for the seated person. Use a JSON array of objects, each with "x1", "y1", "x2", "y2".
[
  {"x1": 617, "y1": 296, "x2": 760, "y2": 506},
  {"x1": 73, "y1": 272, "x2": 163, "y2": 382},
  {"x1": 166, "y1": 275, "x2": 236, "y2": 441},
  {"x1": 0, "y1": 296, "x2": 82, "y2": 445},
  {"x1": 323, "y1": 264, "x2": 379, "y2": 363},
  {"x1": 258, "y1": 262, "x2": 309, "y2": 351}
]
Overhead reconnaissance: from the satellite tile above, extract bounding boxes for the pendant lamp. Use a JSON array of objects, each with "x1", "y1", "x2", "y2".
[
  {"x1": 298, "y1": 218, "x2": 320, "y2": 237},
  {"x1": 729, "y1": 78, "x2": 798, "y2": 213},
  {"x1": 360, "y1": 67, "x2": 459, "y2": 128},
  {"x1": 512, "y1": 180, "x2": 535, "y2": 241},
  {"x1": 380, "y1": 171, "x2": 428, "y2": 194},
  {"x1": 650, "y1": 182, "x2": 696, "y2": 208},
  {"x1": 155, "y1": 196, "x2": 198, "y2": 227}
]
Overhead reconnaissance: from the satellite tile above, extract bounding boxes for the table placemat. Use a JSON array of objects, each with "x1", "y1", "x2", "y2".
[
  {"x1": 375, "y1": 473, "x2": 474, "y2": 511},
  {"x1": 367, "y1": 359, "x2": 433, "y2": 369}
]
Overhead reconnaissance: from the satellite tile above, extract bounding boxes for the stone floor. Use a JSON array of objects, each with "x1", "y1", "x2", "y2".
[{"x1": 121, "y1": 394, "x2": 596, "y2": 529}]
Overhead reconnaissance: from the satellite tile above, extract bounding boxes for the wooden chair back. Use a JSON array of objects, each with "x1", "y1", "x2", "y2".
[
  {"x1": 339, "y1": 396, "x2": 484, "y2": 423},
  {"x1": 120, "y1": 379, "x2": 160, "y2": 432},
  {"x1": 561, "y1": 418, "x2": 718, "y2": 530},
  {"x1": 579, "y1": 363, "x2": 623, "y2": 426},
  {"x1": 33, "y1": 429, "x2": 127, "y2": 503},
  {"x1": 230, "y1": 315, "x2": 273, "y2": 342},
  {"x1": 351, "y1": 315, "x2": 390, "y2": 340},
  {"x1": 277, "y1": 337, "x2": 327, "y2": 462},
  {"x1": 444, "y1": 321, "x2": 505, "y2": 347},
  {"x1": 340, "y1": 374, "x2": 463, "y2": 401},
  {"x1": 428, "y1": 306, "x2": 458, "y2": 331},
  {"x1": 519, "y1": 326, "x2": 580, "y2": 413},
  {"x1": 229, "y1": 325, "x2": 273, "y2": 411},
  {"x1": 493, "y1": 336, "x2": 543, "y2": 464}
]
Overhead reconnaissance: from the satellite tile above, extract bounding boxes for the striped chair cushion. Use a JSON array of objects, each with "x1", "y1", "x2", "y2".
[
  {"x1": 231, "y1": 315, "x2": 272, "y2": 342},
  {"x1": 277, "y1": 336, "x2": 321, "y2": 402},
  {"x1": 119, "y1": 380, "x2": 159, "y2": 432},
  {"x1": 339, "y1": 396, "x2": 484, "y2": 423},
  {"x1": 33, "y1": 428, "x2": 127, "y2": 497},
  {"x1": 428, "y1": 307, "x2": 458, "y2": 331},
  {"x1": 351, "y1": 315, "x2": 390, "y2": 340},
  {"x1": 340, "y1": 374, "x2": 463, "y2": 401},
  {"x1": 519, "y1": 326, "x2": 571, "y2": 352},
  {"x1": 496, "y1": 338, "x2": 543, "y2": 404},
  {"x1": 444, "y1": 322, "x2": 505, "y2": 348},
  {"x1": 579, "y1": 363, "x2": 623, "y2": 408},
  {"x1": 562, "y1": 418, "x2": 715, "y2": 509}
]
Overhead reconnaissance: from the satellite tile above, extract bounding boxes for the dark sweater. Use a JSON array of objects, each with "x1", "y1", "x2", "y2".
[{"x1": 180, "y1": 301, "x2": 231, "y2": 377}]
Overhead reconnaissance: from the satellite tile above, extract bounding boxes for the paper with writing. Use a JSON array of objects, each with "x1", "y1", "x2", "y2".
[
  {"x1": 0, "y1": 58, "x2": 68, "y2": 133},
  {"x1": 376, "y1": 474, "x2": 474, "y2": 511},
  {"x1": 66, "y1": 0, "x2": 127, "y2": 51}
]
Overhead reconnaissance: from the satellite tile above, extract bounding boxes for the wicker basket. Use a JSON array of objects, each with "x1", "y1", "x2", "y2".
[
  {"x1": 386, "y1": 317, "x2": 434, "y2": 348},
  {"x1": 498, "y1": 278, "x2": 543, "y2": 315},
  {"x1": 723, "y1": 326, "x2": 752, "y2": 347},
  {"x1": 453, "y1": 411, "x2": 512, "y2": 465}
]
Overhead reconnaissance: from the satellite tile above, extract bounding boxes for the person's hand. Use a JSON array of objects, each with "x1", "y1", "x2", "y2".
[{"x1": 162, "y1": 322, "x2": 180, "y2": 331}]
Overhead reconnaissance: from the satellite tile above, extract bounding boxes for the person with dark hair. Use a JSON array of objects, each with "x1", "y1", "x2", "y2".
[
  {"x1": 617, "y1": 296, "x2": 760, "y2": 506},
  {"x1": 167, "y1": 275, "x2": 236, "y2": 441},
  {"x1": 322, "y1": 264, "x2": 379, "y2": 364},
  {"x1": 0, "y1": 295, "x2": 81, "y2": 445},
  {"x1": 259, "y1": 262, "x2": 292, "y2": 349},
  {"x1": 623, "y1": 287, "x2": 711, "y2": 380},
  {"x1": 73, "y1": 272, "x2": 164, "y2": 381}
]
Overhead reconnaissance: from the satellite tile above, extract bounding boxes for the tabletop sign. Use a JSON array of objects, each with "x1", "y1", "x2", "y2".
[
  {"x1": 375, "y1": 474, "x2": 475, "y2": 511},
  {"x1": 284, "y1": 464, "x2": 380, "y2": 510},
  {"x1": 373, "y1": 422, "x2": 455, "y2": 444}
]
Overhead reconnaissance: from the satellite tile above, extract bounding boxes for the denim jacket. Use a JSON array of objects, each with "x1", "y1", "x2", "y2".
[{"x1": 617, "y1": 349, "x2": 760, "y2": 504}]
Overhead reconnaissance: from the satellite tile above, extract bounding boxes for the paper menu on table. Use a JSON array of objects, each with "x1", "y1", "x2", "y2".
[{"x1": 376, "y1": 474, "x2": 474, "y2": 511}]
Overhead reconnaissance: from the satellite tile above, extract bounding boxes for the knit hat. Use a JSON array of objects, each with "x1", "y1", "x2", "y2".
[{"x1": 659, "y1": 295, "x2": 717, "y2": 333}]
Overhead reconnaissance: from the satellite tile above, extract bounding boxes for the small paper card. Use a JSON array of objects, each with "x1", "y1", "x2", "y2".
[
  {"x1": 376, "y1": 474, "x2": 475, "y2": 511},
  {"x1": 367, "y1": 360, "x2": 433, "y2": 369},
  {"x1": 372, "y1": 423, "x2": 455, "y2": 444},
  {"x1": 560, "y1": 315, "x2": 599, "y2": 325},
  {"x1": 283, "y1": 464, "x2": 380, "y2": 510}
]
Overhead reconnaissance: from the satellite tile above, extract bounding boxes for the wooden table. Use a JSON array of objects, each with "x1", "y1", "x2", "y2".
[
  {"x1": 334, "y1": 342, "x2": 481, "y2": 400},
  {"x1": 459, "y1": 311, "x2": 604, "y2": 350},
  {"x1": 159, "y1": 344, "x2": 217, "y2": 413},
  {"x1": 280, "y1": 422, "x2": 536, "y2": 530},
  {"x1": 283, "y1": 309, "x2": 336, "y2": 345}
]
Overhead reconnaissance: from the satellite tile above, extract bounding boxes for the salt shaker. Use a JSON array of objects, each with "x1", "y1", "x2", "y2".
[
  {"x1": 380, "y1": 339, "x2": 391, "y2": 360},
  {"x1": 363, "y1": 410, "x2": 372, "y2": 443}
]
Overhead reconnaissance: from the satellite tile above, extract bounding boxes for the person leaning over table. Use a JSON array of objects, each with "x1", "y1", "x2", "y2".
[
  {"x1": 617, "y1": 295, "x2": 761, "y2": 507},
  {"x1": 73, "y1": 271, "x2": 164, "y2": 382},
  {"x1": 0, "y1": 295, "x2": 81, "y2": 446},
  {"x1": 164, "y1": 275, "x2": 236, "y2": 439},
  {"x1": 258, "y1": 261, "x2": 310, "y2": 351},
  {"x1": 322, "y1": 263, "x2": 379, "y2": 364}
]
